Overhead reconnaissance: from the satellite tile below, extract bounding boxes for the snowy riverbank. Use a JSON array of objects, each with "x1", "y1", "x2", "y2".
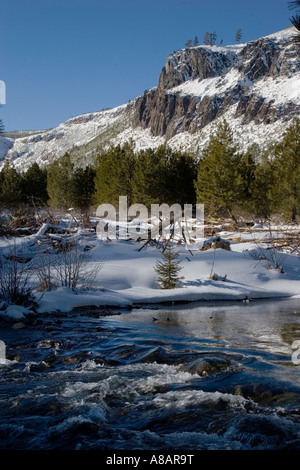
[
  {"x1": 1, "y1": 219, "x2": 300, "y2": 320},
  {"x1": 35, "y1": 238, "x2": 300, "y2": 314}
]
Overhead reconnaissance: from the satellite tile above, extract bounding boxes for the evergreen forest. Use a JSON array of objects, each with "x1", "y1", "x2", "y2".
[{"x1": 0, "y1": 118, "x2": 299, "y2": 224}]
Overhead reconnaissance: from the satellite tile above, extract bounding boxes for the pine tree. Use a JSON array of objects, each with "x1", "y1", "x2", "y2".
[
  {"x1": 119, "y1": 140, "x2": 137, "y2": 207},
  {"x1": 193, "y1": 36, "x2": 199, "y2": 47},
  {"x1": 163, "y1": 149, "x2": 197, "y2": 206},
  {"x1": 250, "y1": 150, "x2": 273, "y2": 219},
  {"x1": 132, "y1": 145, "x2": 196, "y2": 207},
  {"x1": 269, "y1": 118, "x2": 300, "y2": 222},
  {"x1": 211, "y1": 32, "x2": 217, "y2": 45},
  {"x1": 204, "y1": 32, "x2": 211, "y2": 45},
  {"x1": 71, "y1": 165, "x2": 95, "y2": 212},
  {"x1": 185, "y1": 39, "x2": 192, "y2": 48},
  {"x1": 289, "y1": 1, "x2": 300, "y2": 45},
  {"x1": 0, "y1": 120, "x2": 4, "y2": 133},
  {"x1": 93, "y1": 141, "x2": 136, "y2": 207},
  {"x1": 22, "y1": 162, "x2": 48, "y2": 205},
  {"x1": 204, "y1": 32, "x2": 217, "y2": 46},
  {"x1": 155, "y1": 243, "x2": 182, "y2": 289},
  {"x1": 47, "y1": 153, "x2": 75, "y2": 209},
  {"x1": 132, "y1": 147, "x2": 163, "y2": 206},
  {"x1": 194, "y1": 120, "x2": 242, "y2": 220},
  {"x1": 236, "y1": 145, "x2": 258, "y2": 213},
  {"x1": 93, "y1": 148, "x2": 119, "y2": 206},
  {"x1": 0, "y1": 160, "x2": 23, "y2": 207},
  {"x1": 152, "y1": 144, "x2": 175, "y2": 203},
  {"x1": 235, "y1": 29, "x2": 242, "y2": 44}
]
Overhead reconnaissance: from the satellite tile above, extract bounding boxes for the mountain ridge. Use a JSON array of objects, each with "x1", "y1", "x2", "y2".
[
  {"x1": 134, "y1": 27, "x2": 300, "y2": 139},
  {"x1": 1, "y1": 27, "x2": 299, "y2": 171}
]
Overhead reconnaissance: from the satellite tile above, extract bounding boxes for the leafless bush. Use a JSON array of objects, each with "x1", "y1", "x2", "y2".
[
  {"x1": 0, "y1": 244, "x2": 33, "y2": 305},
  {"x1": 35, "y1": 251, "x2": 56, "y2": 292},
  {"x1": 245, "y1": 220, "x2": 287, "y2": 272},
  {"x1": 35, "y1": 241, "x2": 101, "y2": 292}
]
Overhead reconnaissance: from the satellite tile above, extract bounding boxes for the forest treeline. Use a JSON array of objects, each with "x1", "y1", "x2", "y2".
[{"x1": 0, "y1": 118, "x2": 299, "y2": 223}]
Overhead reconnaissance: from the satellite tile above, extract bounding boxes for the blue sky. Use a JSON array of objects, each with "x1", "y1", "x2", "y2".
[{"x1": 0, "y1": 0, "x2": 294, "y2": 131}]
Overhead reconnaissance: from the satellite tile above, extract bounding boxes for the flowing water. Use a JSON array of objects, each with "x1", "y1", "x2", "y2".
[{"x1": 1, "y1": 298, "x2": 300, "y2": 451}]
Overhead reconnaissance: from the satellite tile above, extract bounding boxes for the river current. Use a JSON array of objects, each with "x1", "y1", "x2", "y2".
[{"x1": 0, "y1": 298, "x2": 300, "y2": 451}]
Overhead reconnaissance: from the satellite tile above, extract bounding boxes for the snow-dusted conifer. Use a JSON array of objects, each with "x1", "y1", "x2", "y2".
[
  {"x1": 194, "y1": 119, "x2": 242, "y2": 220},
  {"x1": 155, "y1": 243, "x2": 182, "y2": 289}
]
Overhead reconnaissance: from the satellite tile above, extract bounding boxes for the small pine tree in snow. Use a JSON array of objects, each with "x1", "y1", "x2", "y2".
[{"x1": 155, "y1": 243, "x2": 182, "y2": 289}]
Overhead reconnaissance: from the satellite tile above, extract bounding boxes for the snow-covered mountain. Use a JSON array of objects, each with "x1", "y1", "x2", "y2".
[{"x1": 1, "y1": 27, "x2": 300, "y2": 171}]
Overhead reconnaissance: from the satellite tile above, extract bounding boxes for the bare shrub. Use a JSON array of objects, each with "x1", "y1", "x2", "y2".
[
  {"x1": 35, "y1": 240, "x2": 101, "y2": 292},
  {"x1": 245, "y1": 220, "x2": 287, "y2": 272},
  {"x1": 35, "y1": 251, "x2": 56, "y2": 292},
  {"x1": 0, "y1": 244, "x2": 33, "y2": 305}
]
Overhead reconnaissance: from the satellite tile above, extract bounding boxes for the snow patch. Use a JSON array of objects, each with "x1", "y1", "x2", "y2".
[{"x1": 0, "y1": 305, "x2": 32, "y2": 321}]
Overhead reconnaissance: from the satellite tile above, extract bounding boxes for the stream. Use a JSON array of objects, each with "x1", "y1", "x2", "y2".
[{"x1": 0, "y1": 298, "x2": 300, "y2": 451}]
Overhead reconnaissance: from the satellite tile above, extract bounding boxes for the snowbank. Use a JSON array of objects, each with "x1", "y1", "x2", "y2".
[
  {"x1": 0, "y1": 305, "x2": 33, "y2": 321},
  {"x1": 1, "y1": 216, "x2": 300, "y2": 315},
  {"x1": 35, "y1": 287, "x2": 132, "y2": 313},
  {"x1": 32, "y1": 237, "x2": 300, "y2": 313}
]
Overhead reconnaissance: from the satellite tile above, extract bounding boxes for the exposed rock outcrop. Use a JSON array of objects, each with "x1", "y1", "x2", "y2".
[{"x1": 134, "y1": 28, "x2": 300, "y2": 139}]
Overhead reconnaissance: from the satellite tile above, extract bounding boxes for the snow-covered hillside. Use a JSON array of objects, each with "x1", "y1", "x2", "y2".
[{"x1": 1, "y1": 27, "x2": 299, "y2": 171}]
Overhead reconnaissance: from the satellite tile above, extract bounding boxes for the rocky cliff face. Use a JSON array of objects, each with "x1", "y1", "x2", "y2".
[{"x1": 134, "y1": 28, "x2": 300, "y2": 139}]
